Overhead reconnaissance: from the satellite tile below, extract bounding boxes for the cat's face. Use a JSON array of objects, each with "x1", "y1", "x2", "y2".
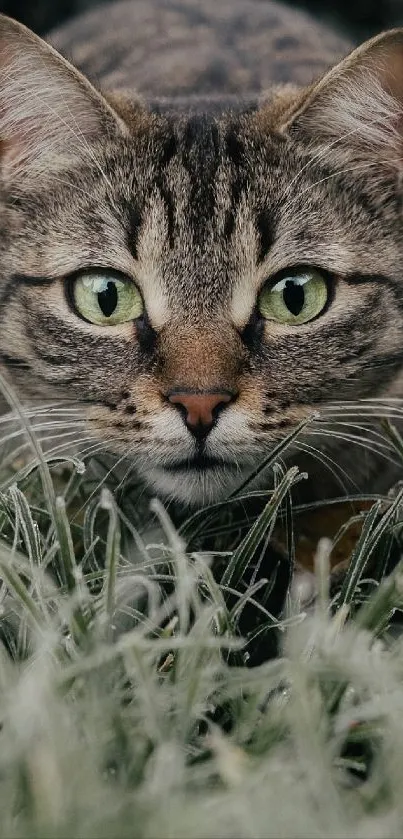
[{"x1": 2, "y1": 15, "x2": 403, "y2": 505}]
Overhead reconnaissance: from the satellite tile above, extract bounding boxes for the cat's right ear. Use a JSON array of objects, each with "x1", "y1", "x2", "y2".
[
  {"x1": 275, "y1": 28, "x2": 403, "y2": 169},
  {"x1": 0, "y1": 14, "x2": 127, "y2": 183}
]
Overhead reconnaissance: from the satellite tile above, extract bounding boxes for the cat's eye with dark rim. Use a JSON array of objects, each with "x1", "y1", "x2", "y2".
[
  {"x1": 66, "y1": 269, "x2": 144, "y2": 326},
  {"x1": 257, "y1": 267, "x2": 330, "y2": 326}
]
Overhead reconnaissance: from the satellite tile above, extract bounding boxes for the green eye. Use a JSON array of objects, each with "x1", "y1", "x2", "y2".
[
  {"x1": 71, "y1": 271, "x2": 144, "y2": 326},
  {"x1": 257, "y1": 268, "x2": 329, "y2": 325}
]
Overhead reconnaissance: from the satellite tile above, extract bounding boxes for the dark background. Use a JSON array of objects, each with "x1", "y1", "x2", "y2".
[{"x1": 0, "y1": 0, "x2": 402, "y2": 42}]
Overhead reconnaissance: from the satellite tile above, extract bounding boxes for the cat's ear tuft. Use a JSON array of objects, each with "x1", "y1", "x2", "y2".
[
  {"x1": 281, "y1": 29, "x2": 403, "y2": 166},
  {"x1": 0, "y1": 14, "x2": 127, "y2": 182}
]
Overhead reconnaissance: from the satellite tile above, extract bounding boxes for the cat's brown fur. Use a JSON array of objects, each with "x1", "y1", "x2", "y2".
[{"x1": 1, "y1": 1, "x2": 403, "y2": 505}]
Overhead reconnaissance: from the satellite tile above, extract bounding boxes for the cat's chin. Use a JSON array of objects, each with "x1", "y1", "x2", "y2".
[{"x1": 143, "y1": 464, "x2": 244, "y2": 506}]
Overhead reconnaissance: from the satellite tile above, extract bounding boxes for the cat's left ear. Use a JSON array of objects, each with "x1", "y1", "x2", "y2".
[
  {"x1": 0, "y1": 14, "x2": 127, "y2": 183},
  {"x1": 279, "y1": 29, "x2": 403, "y2": 167}
]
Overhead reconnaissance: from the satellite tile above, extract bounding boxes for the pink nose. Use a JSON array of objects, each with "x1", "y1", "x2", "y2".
[{"x1": 167, "y1": 391, "x2": 233, "y2": 431}]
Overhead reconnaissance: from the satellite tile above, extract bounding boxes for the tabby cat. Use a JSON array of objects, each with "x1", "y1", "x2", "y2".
[{"x1": 1, "y1": 0, "x2": 403, "y2": 506}]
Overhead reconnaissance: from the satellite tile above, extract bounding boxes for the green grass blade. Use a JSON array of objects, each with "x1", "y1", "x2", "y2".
[
  {"x1": 338, "y1": 490, "x2": 403, "y2": 608},
  {"x1": 221, "y1": 466, "x2": 304, "y2": 591},
  {"x1": 100, "y1": 489, "x2": 121, "y2": 636}
]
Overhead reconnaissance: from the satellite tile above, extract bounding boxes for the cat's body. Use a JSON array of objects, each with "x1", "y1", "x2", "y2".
[
  {"x1": 49, "y1": 0, "x2": 348, "y2": 100},
  {"x1": 1, "y1": 1, "x2": 403, "y2": 505}
]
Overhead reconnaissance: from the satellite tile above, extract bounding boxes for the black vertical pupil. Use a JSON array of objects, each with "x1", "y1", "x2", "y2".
[
  {"x1": 283, "y1": 279, "x2": 305, "y2": 316},
  {"x1": 98, "y1": 281, "x2": 118, "y2": 317}
]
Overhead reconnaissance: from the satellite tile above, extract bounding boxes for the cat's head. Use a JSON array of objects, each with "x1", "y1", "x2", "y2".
[{"x1": 1, "y1": 14, "x2": 403, "y2": 505}]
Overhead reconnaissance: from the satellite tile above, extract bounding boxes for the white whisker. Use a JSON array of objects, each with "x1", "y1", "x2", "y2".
[
  {"x1": 296, "y1": 440, "x2": 359, "y2": 497},
  {"x1": 307, "y1": 428, "x2": 399, "y2": 468},
  {"x1": 312, "y1": 420, "x2": 395, "y2": 450}
]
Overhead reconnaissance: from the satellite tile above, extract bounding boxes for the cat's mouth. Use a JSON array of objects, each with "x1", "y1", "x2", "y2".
[{"x1": 163, "y1": 453, "x2": 229, "y2": 472}]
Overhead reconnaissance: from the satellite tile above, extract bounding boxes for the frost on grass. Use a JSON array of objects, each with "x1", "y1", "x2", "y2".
[{"x1": 1, "y1": 380, "x2": 403, "y2": 836}]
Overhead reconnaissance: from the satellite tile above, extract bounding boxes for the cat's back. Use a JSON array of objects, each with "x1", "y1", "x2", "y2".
[{"x1": 49, "y1": 0, "x2": 350, "y2": 100}]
